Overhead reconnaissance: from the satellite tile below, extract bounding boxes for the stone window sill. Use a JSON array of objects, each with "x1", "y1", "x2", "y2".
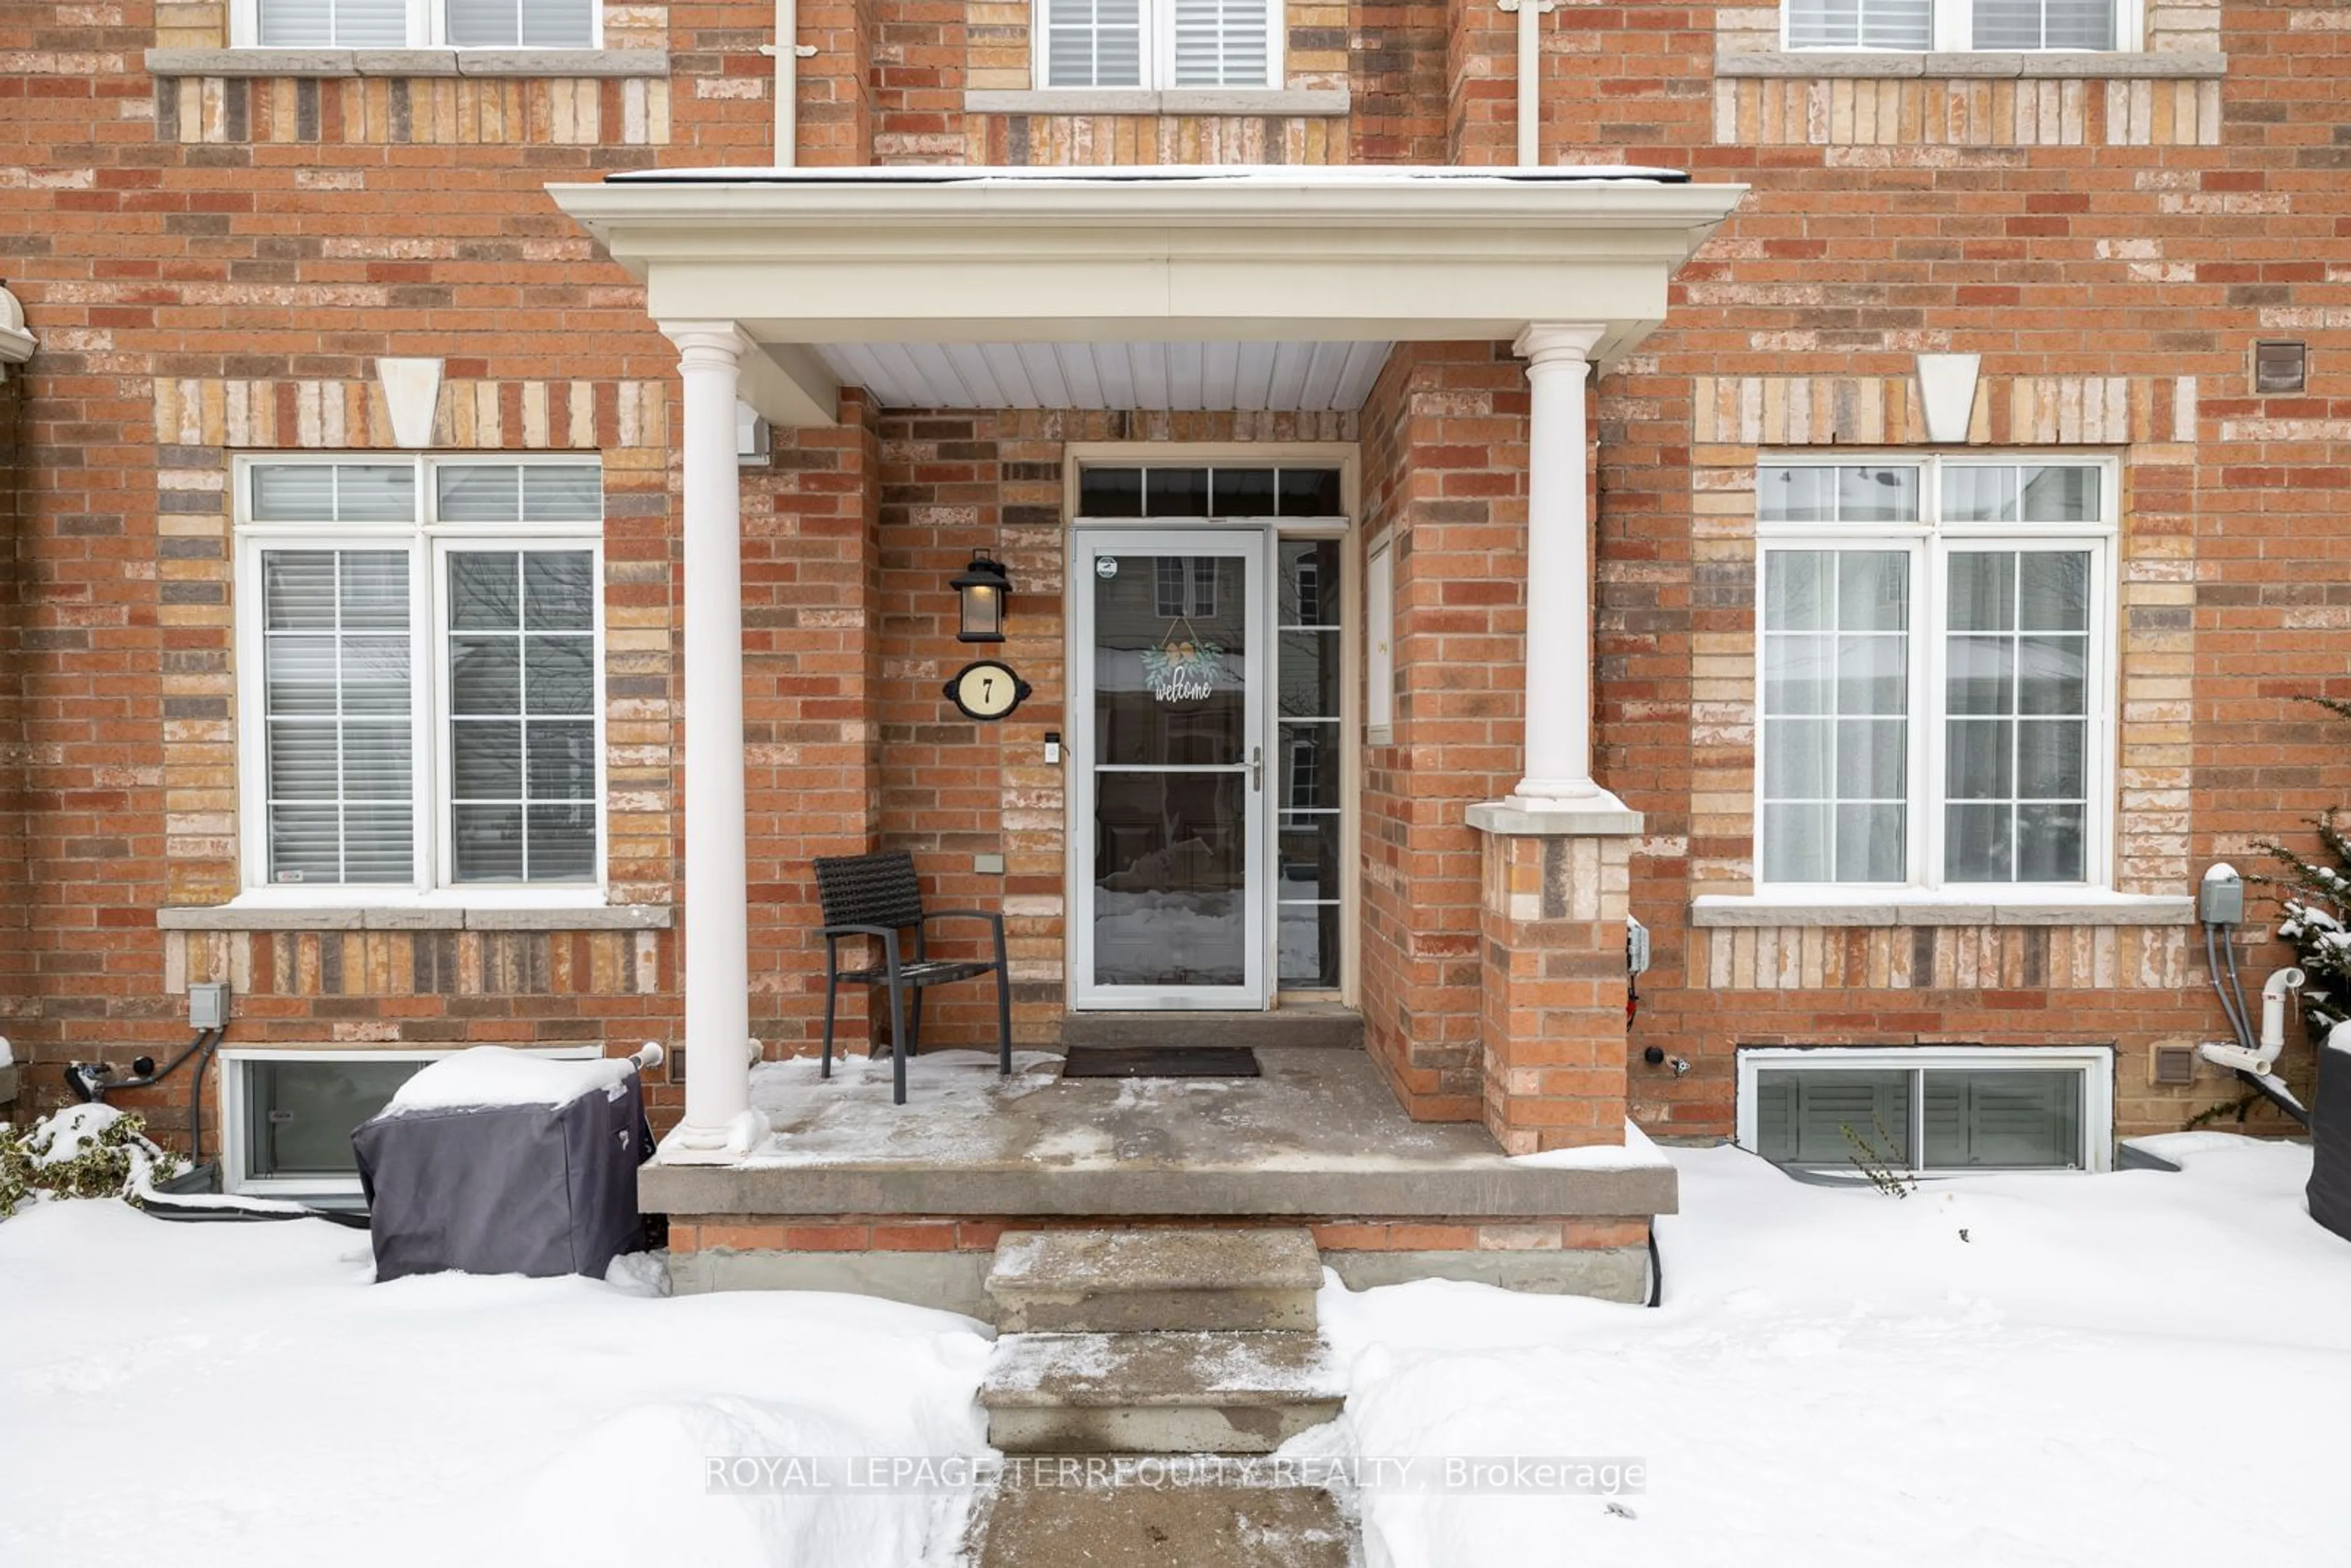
[
  {"x1": 143, "y1": 47, "x2": 670, "y2": 80},
  {"x1": 1690, "y1": 891, "x2": 2192, "y2": 928},
  {"x1": 157, "y1": 898, "x2": 673, "y2": 932},
  {"x1": 965, "y1": 88, "x2": 1351, "y2": 118},
  {"x1": 1717, "y1": 50, "x2": 2225, "y2": 81}
]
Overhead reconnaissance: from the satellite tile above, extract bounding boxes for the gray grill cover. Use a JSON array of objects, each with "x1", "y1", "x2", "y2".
[
  {"x1": 353, "y1": 1070, "x2": 648, "y2": 1282},
  {"x1": 2312, "y1": 1042, "x2": 2351, "y2": 1245}
]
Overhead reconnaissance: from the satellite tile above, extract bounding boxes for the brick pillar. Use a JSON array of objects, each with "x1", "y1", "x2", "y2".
[
  {"x1": 1446, "y1": 0, "x2": 1517, "y2": 165},
  {"x1": 798, "y1": 0, "x2": 878, "y2": 166},
  {"x1": 1472, "y1": 813, "x2": 1637, "y2": 1153},
  {"x1": 747, "y1": 392, "x2": 884, "y2": 1053}
]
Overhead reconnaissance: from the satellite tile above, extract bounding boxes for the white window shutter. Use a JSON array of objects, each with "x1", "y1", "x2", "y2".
[
  {"x1": 1047, "y1": 0, "x2": 1144, "y2": 88},
  {"x1": 1172, "y1": 0, "x2": 1272, "y2": 88},
  {"x1": 337, "y1": 0, "x2": 408, "y2": 47},
  {"x1": 1784, "y1": 0, "x2": 1932, "y2": 51}
]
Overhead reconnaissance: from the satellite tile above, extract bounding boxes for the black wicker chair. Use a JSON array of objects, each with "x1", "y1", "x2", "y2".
[{"x1": 812, "y1": 850, "x2": 1012, "y2": 1105}]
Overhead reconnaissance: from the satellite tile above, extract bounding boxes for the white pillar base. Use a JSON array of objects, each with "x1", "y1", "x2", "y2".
[{"x1": 1504, "y1": 779, "x2": 1634, "y2": 817}]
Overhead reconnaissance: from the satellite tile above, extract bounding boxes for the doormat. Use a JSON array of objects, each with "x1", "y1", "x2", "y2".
[{"x1": 1060, "y1": 1046, "x2": 1262, "y2": 1079}]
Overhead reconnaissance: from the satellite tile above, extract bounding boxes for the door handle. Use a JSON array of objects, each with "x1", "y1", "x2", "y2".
[{"x1": 1250, "y1": 746, "x2": 1262, "y2": 792}]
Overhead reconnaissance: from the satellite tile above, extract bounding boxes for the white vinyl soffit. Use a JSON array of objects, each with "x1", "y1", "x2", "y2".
[{"x1": 816, "y1": 340, "x2": 1392, "y2": 413}]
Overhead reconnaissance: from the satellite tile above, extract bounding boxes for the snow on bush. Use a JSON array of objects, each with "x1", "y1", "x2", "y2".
[{"x1": 0, "y1": 1103, "x2": 183, "y2": 1218}]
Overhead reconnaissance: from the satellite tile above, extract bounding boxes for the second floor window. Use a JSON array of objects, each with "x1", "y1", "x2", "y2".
[
  {"x1": 236, "y1": 458, "x2": 606, "y2": 894},
  {"x1": 1785, "y1": 0, "x2": 2118, "y2": 53},
  {"x1": 1042, "y1": 0, "x2": 1277, "y2": 89},
  {"x1": 250, "y1": 0, "x2": 596, "y2": 48}
]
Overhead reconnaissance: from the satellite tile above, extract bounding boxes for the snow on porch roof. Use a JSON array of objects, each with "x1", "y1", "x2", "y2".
[{"x1": 603, "y1": 162, "x2": 1694, "y2": 186}]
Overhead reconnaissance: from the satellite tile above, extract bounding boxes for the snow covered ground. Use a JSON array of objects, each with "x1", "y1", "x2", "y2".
[
  {"x1": 0, "y1": 1202, "x2": 991, "y2": 1568},
  {"x1": 1, "y1": 1134, "x2": 2346, "y2": 1567},
  {"x1": 1305, "y1": 1133, "x2": 2351, "y2": 1568}
]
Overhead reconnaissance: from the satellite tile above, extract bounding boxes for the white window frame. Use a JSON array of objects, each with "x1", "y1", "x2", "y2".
[
  {"x1": 218, "y1": 1045, "x2": 599, "y2": 1199},
  {"x1": 1780, "y1": 0, "x2": 2142, "y2": 53},
  {"x1": 1062, "y1": 445, "x2": 1360, "y2": 1008},
  {"x1": 1753, "y1": 451, "x2": 2118, "y2": 898},
  {"x1": 228, "y1": 0, "x2": 606, "y2": 50},
  {"x1": 1736, "y1": 1045, "x2": 2115, "y2": 1174},
  {"x1": 1033, "y1": 0, "x2": 1285, "y2": 92},
  {"x1": 231, "y1": 453, "x2": 608, "y2": 907}
]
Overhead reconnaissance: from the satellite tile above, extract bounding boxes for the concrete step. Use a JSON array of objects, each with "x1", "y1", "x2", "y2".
[
  {"x1": 988, "y1": 1227, "x2": 1323, "y2": 1333},
  {"x1": 980, "y1": 1331, "x2": 1346, "y2": 1454},
  {"x1": 971, "y1": 1477, "x2": 1352, "y2": 1567},
  {"x1": 1059, "y1": 1007, "x2": 1363, "y2": 1051}
]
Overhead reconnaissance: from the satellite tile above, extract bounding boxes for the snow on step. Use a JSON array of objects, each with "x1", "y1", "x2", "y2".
[
  {"x1": 980, "y1": 1331, "x2": 1345, "y2": 1454},
  {"x1": 986, "y1": 1227, "x2": 1322, "y2": 1333},
  {"x1": 971, "y1": 1478, "x2": 1352, "y2": 1568}
]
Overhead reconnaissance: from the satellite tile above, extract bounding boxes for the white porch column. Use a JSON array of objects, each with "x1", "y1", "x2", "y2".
[
  {"x1": 662, "y1": 320, "x2": 754, "y2": 1148},
  {"x1": 1507, "y1": 321, "x2": 1629, "y2": 816}
]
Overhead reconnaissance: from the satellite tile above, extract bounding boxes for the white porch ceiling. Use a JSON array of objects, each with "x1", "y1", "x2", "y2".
[{"x1": 812, "y1": 339, "x2": 1392, "y2": 414}]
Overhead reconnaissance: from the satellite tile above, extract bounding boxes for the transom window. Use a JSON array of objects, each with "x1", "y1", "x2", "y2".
[
  {"x1": 1040, "y1": 0, "x2": 1279, "y2": 89},
  {"x1": 1739, "y1": 1047, "x2": 2113, "y2": 1173},
  {"x1": 1078, "y1": 465, "x2": 1343, "y2": 520},
  {"x1": 1784, "y1": 0, "x2": 2123, "y2": 52},
  {"x1": 241, "y1": 0, "x2": 596, "y2": 48},
  {"x1": 234, "y1": 457, "x2": 604, "y2": 895},
  {"x1": 1755, "y1": 455, "x2": 2113, "y2": 891}
]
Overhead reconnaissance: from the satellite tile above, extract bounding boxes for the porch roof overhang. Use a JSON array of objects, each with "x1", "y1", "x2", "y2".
[{"x1": 548, "y1": 165, "x2": 1747, "y2": 427}]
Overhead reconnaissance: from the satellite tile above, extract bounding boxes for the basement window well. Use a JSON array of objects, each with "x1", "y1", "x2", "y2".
[
  {"x1": 220, "y1": 1046, "x2": 598, "y2": 1199},
  {"x1": 1737, "y1": 1046, "x2": 2113, "y2": 1174}
]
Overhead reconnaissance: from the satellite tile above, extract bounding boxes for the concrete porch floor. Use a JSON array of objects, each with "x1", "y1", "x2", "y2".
[{"x1": 642, "y1": 1046, "x2": 1675, "y2": 1220}]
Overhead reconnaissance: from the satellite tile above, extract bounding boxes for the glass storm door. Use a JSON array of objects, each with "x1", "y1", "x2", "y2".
[{"x1": 1070, "y1": 528, "x2": 1270, "y2": 1010}]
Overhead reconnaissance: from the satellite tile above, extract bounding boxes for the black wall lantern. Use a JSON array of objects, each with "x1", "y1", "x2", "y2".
[{"x1": 953, "y1": 550, "x2": 1011, "y2": 643}]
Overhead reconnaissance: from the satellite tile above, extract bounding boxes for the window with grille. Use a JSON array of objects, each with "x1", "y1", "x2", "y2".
[
  {"x1": 1040, "y1": 0, "x2": 1277, "y2": 89},
  {"x1": 237, "y1": 457, "x2": 604, "y2": 894},
  {"x1": 243, "y1": 0, "x2": 596, "y2": 48},
  {"x1": 1755, "y1": 456, "x2": 2113, "y2": 890},
  {"x1": 1783, "y1": 0, "x2": 2120, "y2": 51}
]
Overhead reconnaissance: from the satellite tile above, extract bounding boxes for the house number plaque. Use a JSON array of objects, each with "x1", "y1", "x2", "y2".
[{"x1": 945, "y1": 659, "x2": 1032, "y2": 721}]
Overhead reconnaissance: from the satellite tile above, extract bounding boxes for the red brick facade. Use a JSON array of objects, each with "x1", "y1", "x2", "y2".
[{"x1": 1, "y1": 2, "x2": 2344, "y2": 1160}]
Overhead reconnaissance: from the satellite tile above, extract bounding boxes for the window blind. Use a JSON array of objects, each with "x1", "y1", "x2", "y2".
[
  {"x1": 1972, "y1": 0, "x2": 2114, "y2": 51},
  {"x1": 1783, "y1": 0, "x2": 1933, "y2": 51},
  {"x1": 1046, "y1": 0, "x2": 1144, "y2": 87},
  {"x1": 1754, "y1": 1068, "x2": 1913, "y2": 1165},
  {"x1": 446, "y1": 0, "x2": 597, "y2": 49},
  {"x1": 256, "y1": 0, "x2": 409, "y2": 48},
  {"x1": 261, "y1": 550, "x2": 416, "y2": 885},
  {"x1": 1172, "y1": 0, "x2": 1271, "y2": 88}
]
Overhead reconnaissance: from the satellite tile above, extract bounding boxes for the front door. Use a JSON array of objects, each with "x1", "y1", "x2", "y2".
[{"x1": 1070, "y1": 527, "x2": 1270, "y2": 1010}]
